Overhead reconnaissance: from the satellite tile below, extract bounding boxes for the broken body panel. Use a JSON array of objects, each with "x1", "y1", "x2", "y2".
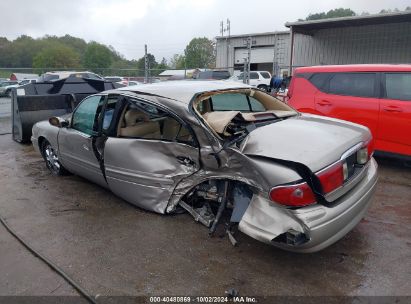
[{"x1": 31, "y1": 81, "x2": 378, "y2": 252}]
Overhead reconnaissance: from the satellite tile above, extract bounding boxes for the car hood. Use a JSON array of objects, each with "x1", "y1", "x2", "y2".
[{"x1": 241, "y1": 114, "x2": 371, "y2": 172}]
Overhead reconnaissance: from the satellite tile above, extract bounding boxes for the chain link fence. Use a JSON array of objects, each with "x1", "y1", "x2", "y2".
[{"x1": 0, "y1": 66, "x2": 237, "y2": 83}]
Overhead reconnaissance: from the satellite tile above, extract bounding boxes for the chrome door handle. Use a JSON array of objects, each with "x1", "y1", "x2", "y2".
[{"x1": 82, "y1": 144, "x2": 89, "y2": 151}]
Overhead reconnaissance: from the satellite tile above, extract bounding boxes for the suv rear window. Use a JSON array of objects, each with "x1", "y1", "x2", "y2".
[
  {"x1": 260, "y1": 72, "x2": 271, "y2": 79},
  {"x1": 328, "y1": 73, "x2": 376, "y2": 98},
  {"x1": 385, "y1": 73, "x2": 411, "y2": 101}
]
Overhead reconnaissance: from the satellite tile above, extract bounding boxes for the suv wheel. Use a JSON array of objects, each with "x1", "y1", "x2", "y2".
[{"x1": 257, "y1": 84, "x2": 268, "y2": 92}]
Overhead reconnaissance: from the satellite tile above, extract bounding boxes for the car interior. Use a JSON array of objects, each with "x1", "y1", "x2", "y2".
[
  {"x1": 193, "y1": 89, "x2": 297, "y2": 138},
  {"x1": 117, "y1": 102, "x2": 193, "y2": 144}
]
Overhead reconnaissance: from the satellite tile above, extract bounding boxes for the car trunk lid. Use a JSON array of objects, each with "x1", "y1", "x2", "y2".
[{"x1": 241, "y1": 114, "x2": 370, "y2": 173}]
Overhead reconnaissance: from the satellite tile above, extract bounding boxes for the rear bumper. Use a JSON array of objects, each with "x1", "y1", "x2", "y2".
[{"x1": 238, "y1": 158, "x2": 378, "y2": 252}]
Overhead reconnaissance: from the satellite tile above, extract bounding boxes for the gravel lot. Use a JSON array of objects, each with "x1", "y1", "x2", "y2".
[{"x1": 0, "y1": 99, "x2": 410, "y2": 300}]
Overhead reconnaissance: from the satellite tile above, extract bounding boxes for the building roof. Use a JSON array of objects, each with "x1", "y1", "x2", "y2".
[
  {"x1": 216, "y1": 30, "x2": 289, "y2": 40},
  {"x1": 285, "y1": 11, "x2": 411, "y2": 34},
  {"x1": 116, "y1": 80, "x2": 251, "y2": 104},
  {"x1": 294, "y1": 64, "x2": 411, "y2": 73}
]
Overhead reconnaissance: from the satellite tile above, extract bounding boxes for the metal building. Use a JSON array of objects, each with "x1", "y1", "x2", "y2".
[
  {"x1": 215, "y1": 11, "x2": 411, "y2": 76},
  {"x1": 215, "y1": 31, "x2": 291, "y2": 77},
  {"x1": 286, "y1": 11, "x2": 411, "y2": 71}
]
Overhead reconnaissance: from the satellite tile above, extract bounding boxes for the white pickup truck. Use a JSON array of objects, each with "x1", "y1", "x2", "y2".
[{"x1": 231, "y1": 71, "x2": 272, "y2": 92}]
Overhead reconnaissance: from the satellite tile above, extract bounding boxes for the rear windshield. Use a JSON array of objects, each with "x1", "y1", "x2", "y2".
[{"x1": 211, "y1": 93, "x2": 266, "y2": 112}]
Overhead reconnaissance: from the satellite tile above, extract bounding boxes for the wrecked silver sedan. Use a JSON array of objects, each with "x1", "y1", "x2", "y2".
[{"x1": 31, "y1": 81, "x2": 378, "y2": 252}]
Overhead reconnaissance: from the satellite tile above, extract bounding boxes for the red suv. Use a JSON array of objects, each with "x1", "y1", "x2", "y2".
[{"x1": 288, "y1": 64, "x2": 411, "y2": 157}]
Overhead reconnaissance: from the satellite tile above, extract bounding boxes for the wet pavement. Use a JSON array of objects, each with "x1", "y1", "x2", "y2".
[
  {"x1": 0, "y1": 97, "x2": 11, "y2": 118},
  {"x1": 0, "y1": 113, "x2": 410, "y2": 298}
]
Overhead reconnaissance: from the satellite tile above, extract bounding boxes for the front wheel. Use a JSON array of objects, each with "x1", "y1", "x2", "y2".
[
  {"x1": 41, "y1": 140, "x2": 69, "y2": 175},
  {"x1": 257, "y1": 84, "x2": 268, "y2": 92}
]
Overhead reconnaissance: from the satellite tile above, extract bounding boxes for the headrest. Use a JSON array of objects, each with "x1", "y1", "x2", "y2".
[{"x1": 124, "y1": 109, "x2": 149, "y2": 126}]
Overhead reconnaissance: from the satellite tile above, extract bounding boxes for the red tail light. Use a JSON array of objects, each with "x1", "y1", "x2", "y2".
[
  {"x1": 270, "y1": 182, "x2": 316, "y2": 207},
  {"x1": 316, "y1": 162, "x2": 345, "y2": 194}
]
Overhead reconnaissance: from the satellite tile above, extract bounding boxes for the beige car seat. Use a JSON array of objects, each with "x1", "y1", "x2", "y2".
[
  {"x1": 162, "y1": 117, "x2": 191, "y2": 142},
  {"x1": 119, "y1": 109, "x2": 161, "y2": 139}
]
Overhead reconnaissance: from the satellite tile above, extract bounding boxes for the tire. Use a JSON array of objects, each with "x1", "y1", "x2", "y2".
[
  {"x1": 41, "y1": 140, "x2": 69, "y2": 175},
  {"x1": 6, "y1": 90, "x2": 11, "y2": 98},
  {"x1": 257, "y1": 85, "x2": 268, "y2": 92}
]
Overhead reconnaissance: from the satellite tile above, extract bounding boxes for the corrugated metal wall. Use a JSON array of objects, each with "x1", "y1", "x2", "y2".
[{"x1": 293, "y1": 22, "x2": 411, "y2": 67}]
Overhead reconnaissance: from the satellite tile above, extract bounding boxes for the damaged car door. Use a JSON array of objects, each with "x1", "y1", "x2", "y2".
[
  {"x1": 103, "y1": 97, "x2": 200, "y2": 213},
  {"x1": 58, "y1": 94, "x2": 107, "y2": 188}
]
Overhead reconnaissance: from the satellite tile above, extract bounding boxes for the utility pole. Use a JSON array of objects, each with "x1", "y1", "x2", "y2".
[
  {"x1": 144, "y1": 44, "x2": 148, "y2": 84},
  {"x1": 225, "y1": 18, "x2": 230, "y2": 71},
  {"x1": 242, "y1": 58, "x2": 247, "y2": 84},
  {"x1": 272, "y1": 34, "x2": 278, "y2": 77},
  {"x1": 220, "y1": 21, "x2": 224, "y2": 37},
  {"x1": 242, "y1": 36, "x2": 252, "y2": 85}
]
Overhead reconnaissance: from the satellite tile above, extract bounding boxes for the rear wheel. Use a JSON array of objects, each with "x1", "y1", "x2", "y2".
[
  {"x1": 41, "y1": 140, "x2": 69, "y2": 175},
  {"x1": 257, "y1": 84, "x2": 268, "y2": 92}
]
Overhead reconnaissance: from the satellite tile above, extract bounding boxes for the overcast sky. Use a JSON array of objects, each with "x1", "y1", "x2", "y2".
[{"x1": 1, "y1": 0, "x2": 410, "y2": 61}]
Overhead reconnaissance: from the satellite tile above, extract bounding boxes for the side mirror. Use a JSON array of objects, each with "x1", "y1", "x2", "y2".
[{"x1": 49, "y1": 116, "x2": 69, "y2": 128}]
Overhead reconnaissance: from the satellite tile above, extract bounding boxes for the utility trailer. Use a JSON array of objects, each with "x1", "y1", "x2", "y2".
[{"x1": 12, "y1": 76, "x2": 120, "y2": 143}]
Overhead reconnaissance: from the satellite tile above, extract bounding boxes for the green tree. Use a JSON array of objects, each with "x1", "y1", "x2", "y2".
[
  {"x1": 304, "y1": 8, "x2": 356, "y2": 21},
  {"x1": 184, "y1": 37, "x2": 215, "y2": 69},
  {"x1": 84, "y1": 41, "x2": 113, "y2": 72},
  {"x1": 134, "y1": 53, "x2": 158, "y2": 76},
  {"x1": 169, "y1": 54, "x2": 185, "y2": 69},
  {"x1": 32, "y1": 44, "x2": 80, "y2": 70}
]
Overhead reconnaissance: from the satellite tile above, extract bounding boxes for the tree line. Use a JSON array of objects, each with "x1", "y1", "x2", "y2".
[
  {"x1": 0, "y1": 34, "x2": 216, "y2": 76},
  {"x1": 300, "y1": 6, "x2": 411, "y2": 21}
]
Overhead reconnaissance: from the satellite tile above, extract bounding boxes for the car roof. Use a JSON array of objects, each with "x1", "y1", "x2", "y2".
[
  {"x1": 114, "y1": 80, "x2": 252, "y2": 104},
  {"x1": 295, "y1": 64, "x2": 411, "y2": 73}
]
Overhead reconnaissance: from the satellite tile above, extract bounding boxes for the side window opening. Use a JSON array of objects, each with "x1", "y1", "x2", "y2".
[
  {"x1": 385, "y1": 73, "x2": 411, "y2": 101},
  {"x1": 101, "y1": 96, "x2": 118, "y2": 132},
  {"x1": 118, "y1": 100, "x2": 194, "y2": 145},
  {"x1": 328, "y1": 73, "x2": 376, "y2": 98},
  {"x1": 250, "y1": 72, "x2": 259, "y2": 80},
  {"x1": 308, "y1": 73, "x2": 331, "y2": 91},
  {"x1": 72, "y1": 95, "x2": 103, "y2": 136}
]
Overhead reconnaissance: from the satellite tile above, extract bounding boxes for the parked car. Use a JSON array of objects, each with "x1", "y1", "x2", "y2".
[
  {"x1": 0, "y1": 80, "x2": 18, "y2": 97},
  {"x1": 18, "y1": 79, "x2": 37, "y2": 85},
  {"x1": 31, "y1": 81, "x2": 377, "y2": 252},
  {"x1": 196, "y1": 70, "x2": 231, "y2": 80},
  {"x1": 287, "y1": 64, "x2": 411, "y2": 157},
  {"x1": 0, "y1": 79, "x2": 37, "y2": 97},
  {"x1": 104, "y1": 76, "x2": 128, "y2": 86},
  {"x1": 128, "y1": 80, "x2": 142, "y2": 86},
  {"x1": 38, "y1": 71, "x2": 104, "y2": 82},
  {"x1": 232, "y1": 71, "x2": 272, "y2": 92}
]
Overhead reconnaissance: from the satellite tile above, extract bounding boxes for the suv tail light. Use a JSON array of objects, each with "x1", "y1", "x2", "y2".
[{"x1": 270, "y1": 182, "x2": 316, "y2": 207}]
